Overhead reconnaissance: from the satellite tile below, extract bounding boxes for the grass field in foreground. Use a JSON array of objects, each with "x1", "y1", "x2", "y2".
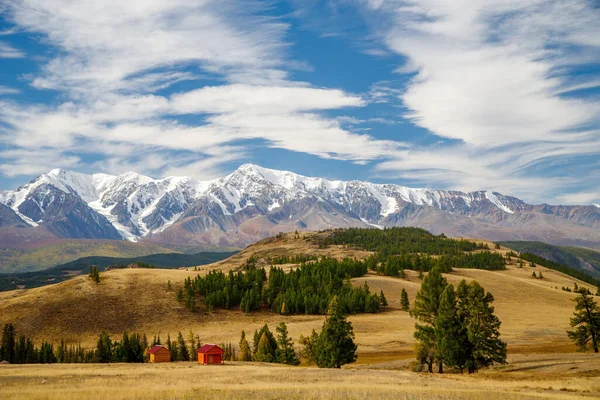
[{"x1": 1, "y1": 353, "x2": 599, "y2": 400}]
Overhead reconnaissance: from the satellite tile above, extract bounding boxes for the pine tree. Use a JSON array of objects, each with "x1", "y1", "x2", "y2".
[
  {"x1": 314, "y1": 296, "x2": 357, "y2": 368},
  {"x1": 88, "y1": 266, "x2": 100, "y2": 284},
  {"x1": 299, "y1": 329, "x2": 319, "y2": 365},
  {"x1": 567, "y1": 290, "x2": 600, "y2": 353},
  {"x1": 252, "y1": 324, "x2": 277, "y2": 359},
  {"x1": 400, "y1": 288, "x2": 410, "y2": 311},
  {"x1": 379, "y1": 290, "x2": 388, "y2": 307},
  {"x1": 435, "y1": 285, "x2": 470, "y2": 373},
  {"x1": 177, "y1": 332, "x2": 189, "y2": 361},
  {"x1": 532, "y1": 271, "x2": 537, "y2": 278},
  {"x1": 189, "y1": 331, "x2": 197, "y2": 361},
  {"x1": 1, "y1": 323, "x2": 16, "y2": 363},
  {"x1": 456, "y1": 280, "x2": 507, "y2": 373},
  {"x1": 411, "y1": 267, "x2": 447, "y2": 373},
  {"x1": 97, "y1": 331, "x2": 112, "y2": 363},
  {"x1": 239, "y1": 330, "x2": 252, "y2": 361},
  {"x1": 276, "y1": 322, "x2": 300, "y2": 366},
  {"x1": 254, "y1": 332, "x2": 276, "y2": 363}
]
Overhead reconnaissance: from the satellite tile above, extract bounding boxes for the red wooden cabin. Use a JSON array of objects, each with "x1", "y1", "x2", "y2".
[
  {"x1": 196, "y1": 344, "x2": 225, "y2": 365},
  {"x1": 148, "y1": 345, "x2": 171, "y2": 363}
]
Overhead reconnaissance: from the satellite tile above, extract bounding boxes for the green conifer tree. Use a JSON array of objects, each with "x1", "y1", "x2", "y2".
[
  {"x1": 567, "y1": 290, "x2": 599, "y2": 353},
  {"x1": 314, "y1": 296, "x2": 357, "y2": 368},
  {"x1": 276, "y1": 322, "x2": 300, "y2": 365},
  {"x1": 400, "y1": 288, "x2": 410, "y2": 311},
  {"x1": 435, "y1": 285, "x2": 470, "y2": 373},
  {"x1": 254, "y1": 332, "x2": 276, "y2": 363},
  {"x1": 239, "y1": 330, "x2": 252, "y2": 361},
  {"x1": 411, "y1": 267, "x2": 447, "y2": 373},
  {"x1": 379, "y1": 290, "x2": 388, "y2": 307},
  {"x1": 456, "y1": 280, "x2": 507, "y2": 373}
]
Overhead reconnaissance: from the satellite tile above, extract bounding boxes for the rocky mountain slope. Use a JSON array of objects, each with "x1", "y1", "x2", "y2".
[{"x1": 1, "y1": 164, "x2": 599, "y2": 248}]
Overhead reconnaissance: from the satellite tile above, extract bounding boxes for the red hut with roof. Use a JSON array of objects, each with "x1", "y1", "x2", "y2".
[
  {"x1": 148, "y1": 345, "x2": 171, "y2": 363},
  {"x1": 196, "y1": 344, "x2": 225, "y2": 365}
]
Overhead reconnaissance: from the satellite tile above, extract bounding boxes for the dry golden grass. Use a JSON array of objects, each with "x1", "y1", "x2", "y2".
[
  {"x1": 1, "y1": 353, "x2": 599, "y2": 400},
  {"x1": 1, "y1": 234, "x2": 599, "y2": 399},
  {"x1": 0, "y1": 234, "x2": 592, "y2": 360}
]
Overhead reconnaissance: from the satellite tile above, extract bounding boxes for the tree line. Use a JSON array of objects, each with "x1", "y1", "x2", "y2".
[
  {"x1": 322, "y1": 227, "x2": 488, "y2": 255},
  {"x1": 371, "y1": 251, "x2": 506, "y2": 277},
  {"x1": 0, "y1": 324, "x2": 236, "y2": 364},
  {"x1": 177, "y1": 257, "x2": 385, "y2": 315}
]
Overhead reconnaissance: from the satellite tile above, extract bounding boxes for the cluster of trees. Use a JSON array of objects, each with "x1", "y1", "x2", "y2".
[
  {"x1": 96, "y1": 331, "x2": 148, "y2": 363},
  {"x1": 88, "y1": 266, "x2": 100, "y2": 284},
  {"x1": 238, "y1": 322, "x2": 300, "y2": 365},
  {"x1": 325, "y1": 227, "x2": 487, "y2": 255},
  {"x1": 267, "y1": 254, "x2": 318, "y2": 265},
  {"x1": 411, "y1": 267, "x2": 507, "y2": 374},
  {"x1": 1, "y1": 324, "x2": 97, "y2": 364},
  {"x1": 0, "y1": 325, "x2": 231, "y2": 364},
  {"x1": 178, "y1": 257, "x2": 385, "y2": 315},
  {"x1": 372, "y1": 251, "x2": 506, "y2": 277}
]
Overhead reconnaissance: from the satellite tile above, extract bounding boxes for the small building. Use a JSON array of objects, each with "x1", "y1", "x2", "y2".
[
  {"x1": 197, "y1": 344, "x2": 225, "y2": 365},
  {"x1": 148, "y1": 345, "x2": 171, "y2": 363}
]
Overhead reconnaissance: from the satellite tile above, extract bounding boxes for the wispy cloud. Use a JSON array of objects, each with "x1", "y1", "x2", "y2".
[
  {"x1": 0, "y1": 0, "x2": 405, "y2": 180},
  {"x1": 0, "y1": 40, "x2": 24, "y2": 58},
  {"x1": 356, "y1": 0, "x2": 600, "y2": 203}
]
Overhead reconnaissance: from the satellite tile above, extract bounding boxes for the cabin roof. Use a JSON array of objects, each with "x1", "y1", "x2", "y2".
[
  {"x1": 148, "y1": 345, "x2": 169, "y2": 354},
  {"x1": 197, "y1": 344, "x2": 224, "y2": 354}
]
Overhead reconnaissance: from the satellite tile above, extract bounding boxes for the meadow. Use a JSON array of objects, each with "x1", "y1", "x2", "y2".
[
  {"x1": 0, "y1": 233, "x2": 598, "y2": 399},
  {"x1": 1, "y1": 353, "x2": 599, "y2": 400}
]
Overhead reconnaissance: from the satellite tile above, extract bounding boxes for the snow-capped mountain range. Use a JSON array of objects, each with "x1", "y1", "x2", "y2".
[{"x1": 1, "y1": 164, "x2": 599, "y2": 249}]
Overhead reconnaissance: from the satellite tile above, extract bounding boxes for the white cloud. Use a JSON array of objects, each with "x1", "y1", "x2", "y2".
[
  {"x1": 0, "y1": 85, "x2": 20, "y2": 95},
  {"x1": 5, "y1": 0, "x2": 289, "y2": 94},
  {"x1": 0, "y1": 41, "x2": 24, "y2": 58},
  {"x1": 356, "y1": 0, "x2": 600, "y2": 202},
  {"x1": 0, "y1": 0, "x2": 405, "y2": 180}
]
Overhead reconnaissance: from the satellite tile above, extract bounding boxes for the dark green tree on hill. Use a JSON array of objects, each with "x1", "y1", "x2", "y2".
[
  {"x1": 379, "y1": 290, "x2": 388, "y2": 307},
  {"x1": 435, "y1": 285, "x2": 470, "y2": 373},
  {"x1": 97, "y1": 331, "x2": 112, "y2": 363},
  {"x1": 1, "y1": 323, "x2": 16, "y2": 363},
  {"x1": 455, "y1": 280, "x2": 507, "y2": 373},
  {"x1": 275, "y1": 322, "x2": 300, "y2": 366},
  {"x1": 89, "y1": 266, "x2": 100, "y2": 284},
  {"x1": 411, "y1": 267, "x2": 448, "y2": 373},
  {"x1": 314, "y1": 296, "x2": 358, "y2": 368},
  {"x1": 400, "y1": 288, "x2": 410, "y2": 311},
  {"x1": 567, "y1": 290, "x2": 600, "y2": 353}
]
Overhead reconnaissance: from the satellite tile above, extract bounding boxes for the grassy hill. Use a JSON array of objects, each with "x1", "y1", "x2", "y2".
[
  {"x1": 0, "y1": 240, "x2": 240, "y2": 274},
  {"x1": 1, "y1": 231, "x2": 595, "y2": 359},
  {"x1": 0, "y1": 240, "x2": 176, "y2": 273},
  {"x1": 0, "y1": 250, "x2": 238, "y2": 291},
  {"x1": 499, "y1": 241, "x2": 600, "y2": 278}
]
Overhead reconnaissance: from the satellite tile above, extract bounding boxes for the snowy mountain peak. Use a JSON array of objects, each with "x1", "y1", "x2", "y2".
[{"x1": 0, "y1": 164, "x2": 563, "y2": 242}]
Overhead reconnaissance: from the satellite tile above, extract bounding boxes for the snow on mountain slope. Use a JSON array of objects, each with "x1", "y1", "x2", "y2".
[{"x1": 0, "y1": 163, "x2": 589, "y2": 243}]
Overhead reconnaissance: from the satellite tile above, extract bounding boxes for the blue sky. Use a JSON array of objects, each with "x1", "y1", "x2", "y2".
[{"x1": 0, "y1": 0, "x2": 599, "y2": 205}]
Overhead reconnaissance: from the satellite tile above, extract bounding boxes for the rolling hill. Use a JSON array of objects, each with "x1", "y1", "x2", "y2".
[
  {"x1": 500, "y1": 241, "x2": 600, "y2": 278},
  {"x1": 0, "y1": 250, "x2": 238, "y2": 291},
  {"x1": 0, "y1": 230, "x2": 596, "y2": 361}
]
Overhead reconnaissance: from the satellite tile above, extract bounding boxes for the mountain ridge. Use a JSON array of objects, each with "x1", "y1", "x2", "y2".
[{"x1": 1, "y1": 164, "x2": 599, "y2": 248}]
